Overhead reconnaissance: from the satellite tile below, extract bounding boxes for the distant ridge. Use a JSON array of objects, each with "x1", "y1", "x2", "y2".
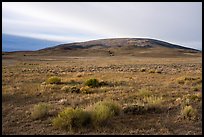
[
  {"x1": 4, "y1": 37, "x2": 201, "y2": 57},
  {"x1": 39, "y1": 38, "x2": 200, "y2": 51}
]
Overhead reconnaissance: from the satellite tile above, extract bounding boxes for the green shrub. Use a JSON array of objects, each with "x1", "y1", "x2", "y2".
[
  {"x1": 47, "y1": 76, "x2": 61, "y2": 84},
  {"x1": 91, "y1": 100, "x2": 121, "y2": 126},
  {"x1": 52, "y1": 108, "x2": 92, "y2": 131},
  {"x1": 84, "y1": 78, "x2": 99, "y2": 87},
  {"x1": 181, "y1": 105, "x2": 197, "y2": 120},
  {"x1": 31, "y1": 103, "x2": 51, "y2": 120}
]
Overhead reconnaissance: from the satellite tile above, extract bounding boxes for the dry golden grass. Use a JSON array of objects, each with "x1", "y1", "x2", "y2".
[{"x1": 2, "y1": 55, "x2": 202, "y2": 135}]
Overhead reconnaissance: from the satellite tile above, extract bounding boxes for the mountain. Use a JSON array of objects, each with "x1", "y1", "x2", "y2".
[
  {"x1": 2, "y1": 34, "x2": 63, "y2": 52},
  {"x1": 36, "y1": 38, "x2": 201, "y2": 57}
]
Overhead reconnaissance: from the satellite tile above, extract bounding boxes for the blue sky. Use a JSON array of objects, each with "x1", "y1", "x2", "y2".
[{"x1": 2, "y1": 2, "x2": 202, "y2": 50}]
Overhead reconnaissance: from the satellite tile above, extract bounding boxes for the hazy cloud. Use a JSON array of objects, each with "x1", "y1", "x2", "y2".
[{"x1": 2, "y1": 2, "x2": 202, "y2": 50}]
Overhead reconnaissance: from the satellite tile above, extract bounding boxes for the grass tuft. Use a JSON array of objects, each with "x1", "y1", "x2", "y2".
[
  {"x1": 31, "y1": 103, "x2": 51, "y2": 120},
  {"x1": 91, "y1": 100, "x2": 121, "y2": 126},
  {"x1": 181, "y1": 105, "x2": 197, "y2": 120},
  {"x1": 46, "y1": 76, "x2": 61, "y2": 84},
  {"x1": 52, "y1": 108, "x2": 92, "y2": 131},
  {"x1": 137, "y1": 88, "x2": 151, "y2": 97}
]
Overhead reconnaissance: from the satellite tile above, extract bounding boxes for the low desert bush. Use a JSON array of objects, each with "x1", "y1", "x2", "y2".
[
  {"x1": 52, "y1": 108, "x2": 92, "y2": 131},
  {"x1": 46, "y1": 76, "x2": 61, "y2": 84},
  {"x1": 194, "y1": 78, "x2": 202, "y2": 85},
  {"x1": 196, "y1": 92, "x2": 202, "y2": 99},
  {"x1": 61, "y1": 86, "x2": 80, "y2": 93},
  {"x1": 184, "y1": 77, "x2": 199, "y2": 81},
  {"x1": 69, "y1": 86, "x2": 80, "y2": 93},
  {"x1": 140, "y1": 68, "x2": 146, "y2": 72},
  {"x1": 155, "y1": 69, "x2": 162, "y2": 74},
  {"x1": 68, "y1": 79, "x2": 81, "y2": 85},
  {"x1": 76, "y1": 73, "x2": 83, "y2": 77},
  {"x1": 181, "y1": 105, "x2": 197, "y2": 120},
  {"x1": 176, "y1": 77, "x2": 185, "y2": 85},
  {"x1": 84, "y1": 78, "x2": 99, "y2": 88},
  {"x1": 80, "y1": 86, "x2": 94, "y2": 94},
  {"x1": 52, "y1": 101, "x2": 121, "y2": 131},
  {"x1": 99, "y1": 81, "x2": 110, "y2": 86},
  {"x1": 123, "y1": 104, "x2": 146, "y2": 114},
  {"x1": 61, "y1": 86, "x2": 71, "y2": 92},
  {"x1": 91, "y1": 100, "x2": 121, "y2": 126},
  {"x1": 149, "y1": 69, "x2": 155, "y2": 73},
  {"x1": 188, "y1": 93, "x2": 202, "y2": 101},
  {"x1": 31, "y1": 103, "x2": 51, "y2": 120}
]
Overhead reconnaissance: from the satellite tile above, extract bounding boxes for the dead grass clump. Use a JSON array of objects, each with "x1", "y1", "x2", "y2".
[
  {"x1": 41, "y1": 83, "x2": 61, "y2": 92},
  {"x1": 46, "y1": 76, "x2": 61, "y2": 84},
  {"x1": 61, "y1": 86, "x2": 71, "y2": 92},
  {"x1": 52, "y1": 108, "x2": 92, "y2": 131},
  {"x1": 76, "y1": 73, "x2": 84, "y2": 77},
  {"x1": 140, "y1": 68, "x2": 146, "y2": 72},
  {"x1": 193, "y1": 78, "x2": 202, "y2": 85},
  {"x1": 137, "y1": 88, "x2": 151, "y2": 97},
  {"x1": 70, "y1": 86, "x2": 81, "y2": 93},
  {"x1": 149, "y1": 69, "x2": 155, "y2": 73},
  {"x1": 184, "y1": 77, "x2": 200, "y2": 81},
  {"x1": 181, "y1": 105, "x2": 197, "y2": 120},
  {"x1": 143, "y1": 96, "x2": 163, "y2": 109},
  {"x1": 192, "y1": 84, "x2": 202, "y2": 91},
  {"x1": 196, "y1": 92, "x2": 202, "y2": 99},
  {"x1": 61, "y1": 85, "x2": 80, "y2": 93},
  {"x1": 123, "y1": 104, "x2": 146, "y2": 114},
  {"x1": 176, "y1": 77, "x2": 185, "y2": 85},
  {"x1": 177, "y1": 76, "x2": 201, "y2": 85},
  {"x1": 31, "y1": 103, "x2": 51, "y2": 120},
  {"x1": 188, "y1": 93, "x2": 202, "y2": 101},
  {"x1": 68, "y1": 79, "x2": 81, "y2": 85},
  {"x1": 155, "y1": 69, "x2": 162, "y2": 74},
  {"x1": 175, "y1": 97, "x2": 182, "y2": 105},
  {"x1": 80, "y1": 86, "x2": 94, "y2": 94},
  {"x1": 182, "y1": 93, "x2": 202, "y2": 106},
  {"x1": 99, "y1": 81, "x2": 110, "y2": 86}
]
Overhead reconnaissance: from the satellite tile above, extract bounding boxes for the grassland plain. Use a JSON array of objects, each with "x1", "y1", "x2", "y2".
[{"x1": 2, "y1": 54, "x2": 202, "y2": 135}]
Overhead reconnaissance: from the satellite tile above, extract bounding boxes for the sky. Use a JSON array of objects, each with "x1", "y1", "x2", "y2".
[{"x1": 2, "y1": 2, "x2": 202, "y2": 50}]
